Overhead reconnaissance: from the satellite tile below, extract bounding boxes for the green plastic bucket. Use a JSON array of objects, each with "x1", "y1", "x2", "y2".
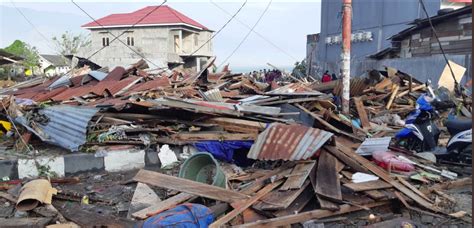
[{"x1": 179, "y1": 152, "x2": 226, "y2": 188}]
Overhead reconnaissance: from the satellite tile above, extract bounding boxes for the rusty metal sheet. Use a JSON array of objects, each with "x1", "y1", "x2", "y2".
[
  {"x1": 126, "y1": 76, "x2": 171, "y2": 94},
  {"x1": 247, "y1": 123, "x2": 333, "y2": 161}
]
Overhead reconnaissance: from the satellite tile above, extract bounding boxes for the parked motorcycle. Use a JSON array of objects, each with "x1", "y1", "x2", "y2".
[{"x1": 395, "y1": 81, "x2": 472, "y2": 163}]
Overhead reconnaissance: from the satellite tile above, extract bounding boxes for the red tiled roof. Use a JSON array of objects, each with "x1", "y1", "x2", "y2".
[{"x1": 82, "y1": 5, "x2": 209, "y2": 30}]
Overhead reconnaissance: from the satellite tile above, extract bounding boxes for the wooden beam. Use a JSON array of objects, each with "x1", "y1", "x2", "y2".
[
  {"x1": 133, "y1": 170, "x2": 249, "y2": 203},
  {"x1": 397, "y1": 177, "x2": 433, "y2": 203},
  {"x1": 132, "y1": 193, "x2": 193, "y2": 219},
  {"x1": 323, "y1": 146, "x2": 369, "y2": 173},
  {"x1": 232, "y1": 201, "x2": 389, "y2": 228},
  {"x1": 396, "y1": 84, "x2": 425, "y2": 98},
  {"x1": 295, "y1": 104, "x2": 362, "y2": 141},
  {"x1": 314, "y1": 151, "x2": 342, "y2": 211},
  {"x1": 173, "y1": 132, "x2": 257, "y2": 141},
  {"x1": 335, "y1": 142, "x2": 441, "y2": 212},
  {"x1": 386, "y1": 85, "x2": 400, "y2": 110},
  {"x1": 209, "y1": 180, "x2": 284, "y2": 228},
  {"x1": 353, "y1": 97, "x2": 371, "y2": 129},
  {"x1": 343, "y1": 180, "x2": 392, "y2": 192}
]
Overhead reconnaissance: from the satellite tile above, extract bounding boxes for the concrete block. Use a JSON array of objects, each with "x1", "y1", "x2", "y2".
[
  {"x1": 17, "y1": 156, "x2": 65, "y2": 178},
  {"x1": 64, "y1": 153, "x2": 104, "y2": 175},
  {"x1": 0, "y1": 160, "x2": 18, "y2": 179},
  {"x1": 104, "y1": 149, "x2": 145, "y2": 172}
]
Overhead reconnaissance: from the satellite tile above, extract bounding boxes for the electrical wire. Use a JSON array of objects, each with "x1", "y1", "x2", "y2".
[
  {"x1": 418, "y1": 0, "x2": 458, "y2": 88},
  {"x1": 217, "y1": 0, "x2": 272, "y2": 69},
  {"x1": 210, "y1": 0, "x2": 297, "y2": 62},
  {"x1": 71, "y1": 0, "x2": 167, "y2": 68},
  {"x1": 183, "y1": 0, "x2": 248, "y2": 60}
]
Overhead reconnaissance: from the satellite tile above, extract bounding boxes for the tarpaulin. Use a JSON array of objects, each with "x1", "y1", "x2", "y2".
[
  {"x1": 194, "y1": 140, "x2": 253, "y2": 162},
  {"x1": 142, "y1": 203, "x2": 214, "y2": 228}
]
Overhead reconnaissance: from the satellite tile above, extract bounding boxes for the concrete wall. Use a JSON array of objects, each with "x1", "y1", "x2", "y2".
[
  {"x1": 316, "y1": 0, "x2": 441, "y2": 70},
  {"x1": 87, "y1": 26, "x2": 213, "y2": 69}
]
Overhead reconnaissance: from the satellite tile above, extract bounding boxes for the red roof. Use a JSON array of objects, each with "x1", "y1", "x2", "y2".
[{"x1": 82, "y1": 5, "x2": 209, "y2": 30}]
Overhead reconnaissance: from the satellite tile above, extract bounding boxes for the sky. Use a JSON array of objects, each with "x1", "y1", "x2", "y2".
[{"x1": 0, "y1": 0, "x2": 322, "y2": 69}]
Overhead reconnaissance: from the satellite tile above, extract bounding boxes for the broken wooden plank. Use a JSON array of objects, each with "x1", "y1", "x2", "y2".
[
  {"x1": 354, "y1": 97, "x2": 371, "y2": 129},
  {"x1": 386, "y1": 85, "x2": 400, "y2": 110},
  {"x1": 280, "y1": 161, "x2": 316, "y2": 191},
  {"x1": 314, "y1": 151, "x2": 342, "y2": 211},
  {"x1": 209, "y1": 180, "x2": 284, "y2": 228},
  {"x1": 364, "y1": 190, "x2": 387, "y2": 200},
  {"x1": 335, "y1": 142, "x2": 440, "y2": 212},
  {"x1": 172, "y1": 132, "x2": 257, "y2": 141},
  {"x1": 132, "y1": 193, "x2": 193, "y2": 219},
  {"x1": 295, "y1": 104, "x2": 362, "y2": 141},
  {"x1": 273, "y1": 184, "x2": 314, "y2": 217},
  {"x1": 396, "y1": 84, "x2": 425, "y2": 98},
  {"x1": 254, "y1": 180, "x2": 310, "y2": 211},
  {"x1": 343, "y1": 180, "x2": 392, "y2": 192},
  {"x1": 233, "y1": 201, "x2": 389, "y2": 228},
  {"x1": 324, "y1": 146, "x2": 369, "y2": 173},
  {"x1": 242, "y1": 209, "x2": 267, "y2": 224},
  {"x1": 397, "y1": 177, "x2": 433, "y2": 203},
  {"x1": 206, "y1": 117, "x2": 266, "y2": 134},
  {"x1": 133, "y1": 170, "x2": 249, "y2": 203}
]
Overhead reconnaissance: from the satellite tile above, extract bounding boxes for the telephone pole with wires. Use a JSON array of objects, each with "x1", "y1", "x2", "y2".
[{"x1": 341, "y1": 0, "x2": 352, "y2": 114}]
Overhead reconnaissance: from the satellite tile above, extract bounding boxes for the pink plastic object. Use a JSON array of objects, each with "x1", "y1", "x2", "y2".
[{"x1": 372, "y1": 151, "x2": 415, "y2": 172}]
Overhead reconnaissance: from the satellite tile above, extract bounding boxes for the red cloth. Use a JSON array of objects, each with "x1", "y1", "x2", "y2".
[{"x1": 322, "y1": 74, "x2": 331, "y2": 83}]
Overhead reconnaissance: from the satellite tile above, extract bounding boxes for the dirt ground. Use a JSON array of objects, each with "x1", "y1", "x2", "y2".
[{"x1": 0, "y1": 168, "x2": 472, "y2": 227}]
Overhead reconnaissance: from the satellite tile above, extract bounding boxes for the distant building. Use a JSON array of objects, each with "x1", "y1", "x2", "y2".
[
  {"x1": 308, "y1": 0, "x2": 442, "y2": 76},
  {"x1": 367, "y1": 5, "x2": 472, "y2": 85},
  {"x1": 81, "y1": 5, "x2": 214, "y2": 70},
  {"x1": 370, "y1": 6, "x2": 472, "y2": 59},
  {"x1": 306, "y1": 34, "x2": 319, "y2": 77},
  {"x1": 39, "y1": 54, "x2": 71, "y2": 77}
]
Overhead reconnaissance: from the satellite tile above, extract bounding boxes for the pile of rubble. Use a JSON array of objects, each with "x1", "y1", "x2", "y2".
[{"x1": 0, "y1": 57, "x2": 471, "y2": 227}]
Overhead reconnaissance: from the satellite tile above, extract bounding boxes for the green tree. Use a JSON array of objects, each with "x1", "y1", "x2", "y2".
[
  {"x1": 52, "y1": 31, "x2": 91, "y2": 55},
  {"x1": 4, "y1": 40, "x2": 39, "y2": 68},
  {"x1": 292, "y1": 59, "x2": 307, "y2": 79}
]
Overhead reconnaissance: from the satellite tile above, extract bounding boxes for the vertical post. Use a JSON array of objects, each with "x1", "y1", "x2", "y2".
[
  {"x1": 196, "y1": 57, "x2": 201, "y2": 72},
  {"x1": 341, "y1": 0, "x2": 352, "y2": 114}
]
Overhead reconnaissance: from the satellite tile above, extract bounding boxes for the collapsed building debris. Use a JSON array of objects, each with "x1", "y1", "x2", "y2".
[{"x1": 0, "y1": 58, "x2": 471, "y2": 227}]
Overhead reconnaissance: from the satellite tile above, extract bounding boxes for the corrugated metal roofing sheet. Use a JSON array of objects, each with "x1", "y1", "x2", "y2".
[
  {"x1": 247, "y1": 123, "x2": 333, "y2": 161},
  {"x1": 17, "y1": 105, "x2": 99, "y2": 152}
]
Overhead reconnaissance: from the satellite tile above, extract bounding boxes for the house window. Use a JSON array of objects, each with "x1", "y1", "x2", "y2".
[
  {"x1": 102, "y1": 37, "x2": 109, "y2": 47},
  {"x1": 127, "y1": 37, "x2": 135, "y2": 46},
  {"x1": 194, "y1": 34, "x2": 199, "y2": 46}
]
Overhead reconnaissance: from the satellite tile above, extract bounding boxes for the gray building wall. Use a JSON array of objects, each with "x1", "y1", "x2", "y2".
[
  {"x1": 315, "y1": 0, "x2": 441, "y2": 75},
  {"x1": 87, "y1": 26, "x2": 213, "y2": 69}
]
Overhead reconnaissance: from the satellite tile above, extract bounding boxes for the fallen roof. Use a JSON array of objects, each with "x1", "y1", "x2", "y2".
[
  {"x1": 15, "y1": 105, "x2": 99, "y2": 152},
  {"x1": 40, "y1": 54, "x2": 71, "y2": 67},
  {"x1": 0, "y1": 49, "x2": 24, "y2": 65},
  {"x1": 82, "y1": 5, "x2": 210, "y2": 30}
]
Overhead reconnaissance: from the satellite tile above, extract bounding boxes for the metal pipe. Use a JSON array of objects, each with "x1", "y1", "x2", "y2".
[{"x1": 341, "y1": 0, "x2": 352, "y2": 114}]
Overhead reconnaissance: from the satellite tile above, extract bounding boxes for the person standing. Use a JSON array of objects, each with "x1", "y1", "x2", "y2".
[{"x1": 322, "y1": 71, "x2": 331, "y2": 83}]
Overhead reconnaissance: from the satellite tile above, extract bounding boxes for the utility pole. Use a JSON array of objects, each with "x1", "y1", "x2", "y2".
[{"x1": 341, "y1": 0, "x2": 352, "y2": 114}]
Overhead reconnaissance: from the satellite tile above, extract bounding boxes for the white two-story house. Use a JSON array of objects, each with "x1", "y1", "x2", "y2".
[{"x1": 81, "y1": 5, "x2": 214, "y2": 70}]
